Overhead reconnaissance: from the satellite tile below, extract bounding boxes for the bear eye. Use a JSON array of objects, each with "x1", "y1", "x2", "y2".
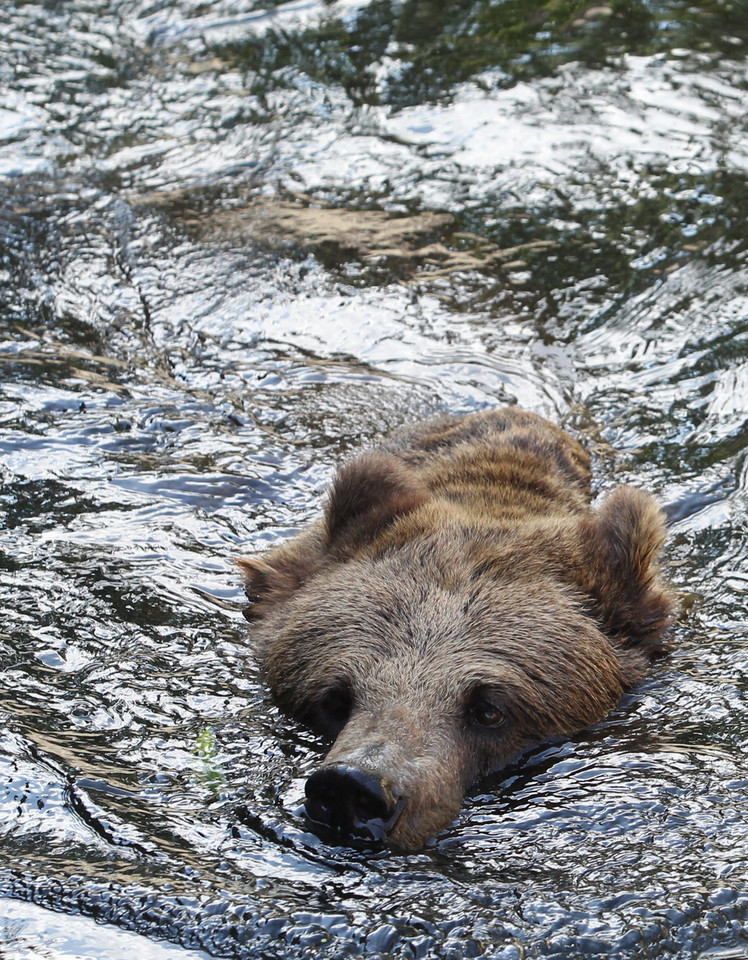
[
  {"x1": 315, "y1": 683, "x2": 352, "y2": 733},
  {"x1": 469, "y1": 695, "x2": 506, "y2": 729}
]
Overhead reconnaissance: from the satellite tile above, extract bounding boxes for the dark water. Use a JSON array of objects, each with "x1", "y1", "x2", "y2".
[{"x1": 2, "y1": 0, "x2": 748, "y2": 957}]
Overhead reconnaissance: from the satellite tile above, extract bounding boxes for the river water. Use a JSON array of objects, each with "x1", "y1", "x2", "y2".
[{"x1": 1, "y1": 1, "x2": 748, "y2": 957}]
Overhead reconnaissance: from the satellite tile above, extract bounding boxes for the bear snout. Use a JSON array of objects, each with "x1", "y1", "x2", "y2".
[{"x1": 304, "y1": 764, "x2": 403, "y2": 846}]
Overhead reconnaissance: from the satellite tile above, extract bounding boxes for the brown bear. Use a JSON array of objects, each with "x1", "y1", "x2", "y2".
[{"x1": 238, "y1": 408, "x2": 673, "y2": 851}]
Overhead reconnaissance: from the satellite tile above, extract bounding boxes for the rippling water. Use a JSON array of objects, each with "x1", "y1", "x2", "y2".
[{"x1": 1, "y1": 0, "x2": 748, "y2": 957}]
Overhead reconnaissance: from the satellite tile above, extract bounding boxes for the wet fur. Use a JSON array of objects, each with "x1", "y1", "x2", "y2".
[{"x1": 239, "y1": 408, "x2": 674, "y2": 850}]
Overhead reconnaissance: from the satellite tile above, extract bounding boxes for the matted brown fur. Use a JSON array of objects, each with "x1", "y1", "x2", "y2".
[{"x1": 239, "y1": 408, "x2": 674, "y2": 850}]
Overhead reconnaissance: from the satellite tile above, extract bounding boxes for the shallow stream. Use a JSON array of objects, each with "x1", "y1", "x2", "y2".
[{"x1": 1, "y1": 0, "x2": 748, "y2": 957}]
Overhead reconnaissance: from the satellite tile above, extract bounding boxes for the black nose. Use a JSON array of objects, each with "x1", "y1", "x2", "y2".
[{"x1": 304, "y1": 764, "x2": 400, "y2": 845}]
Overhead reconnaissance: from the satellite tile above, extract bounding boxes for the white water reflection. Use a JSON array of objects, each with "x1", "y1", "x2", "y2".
[
  {"x1": 0, "y1": 898, "x2": 211, "y2": 960},
  {"x1": 130, "y1": 0, "x2": 371, "y2": 47},
  {"x1": 381, "y1": 56, "x2": 748, "y2": 206}
]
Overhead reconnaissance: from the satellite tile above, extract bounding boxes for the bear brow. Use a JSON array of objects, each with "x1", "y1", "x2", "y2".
[{"x1": 459, "y1": 660, "x2": 562, "y2": 710}]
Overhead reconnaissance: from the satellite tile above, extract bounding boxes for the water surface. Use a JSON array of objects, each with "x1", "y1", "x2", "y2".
[{"x1": 1, "y1": 0, "x2": 748, "y2": 957}]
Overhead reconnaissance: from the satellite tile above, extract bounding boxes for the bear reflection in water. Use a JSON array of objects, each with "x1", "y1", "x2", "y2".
[{"x1": 239, "y1": 408, "x2": 674, "y2": 851}]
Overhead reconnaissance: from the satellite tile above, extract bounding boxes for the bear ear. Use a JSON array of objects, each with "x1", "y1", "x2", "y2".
[
  {"x1": 325, "y1": 452, "x2": 430, "y2": 555},
  {"x1": 236, "y1": 537, "x2": 322, "y2": 620},
  {"x1": 584, "y1": 486, "x2": 674, "y2": 653},
  {"x1": 236, "y1": 555, "x2": 276, "y2": 604}
]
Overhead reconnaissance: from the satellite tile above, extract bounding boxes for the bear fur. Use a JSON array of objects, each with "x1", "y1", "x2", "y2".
[{"x1": 239, "y1": 408, "x2": 673, "y2": 850}]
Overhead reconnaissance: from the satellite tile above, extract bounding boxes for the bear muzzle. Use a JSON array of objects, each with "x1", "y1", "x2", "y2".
[{"x1": 304, "y1": 764, "x2": 404, "y2": 846}]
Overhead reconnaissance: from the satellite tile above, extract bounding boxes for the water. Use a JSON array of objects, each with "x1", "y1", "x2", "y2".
[{"x1": 1, "y1": 0, "x2": 748, "y2": 956}]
